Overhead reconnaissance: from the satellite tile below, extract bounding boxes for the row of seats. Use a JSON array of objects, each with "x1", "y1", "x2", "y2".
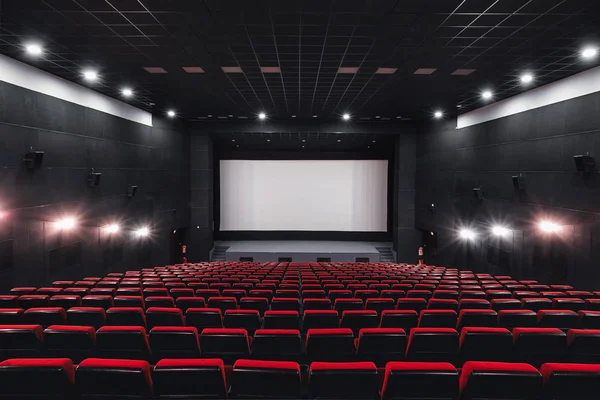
[
  {"x1": 2, "y1": 324, "x2": 599, "y2": 367},
  {"x1": 5, "y1": 293, "x2": 600, "y2": 313},
  {"x1": 1, "y1": 357, "x2": 598, "y2": 399},
  {"x1": 4, "y1": 306, "x2": 599, "y2": 332}
]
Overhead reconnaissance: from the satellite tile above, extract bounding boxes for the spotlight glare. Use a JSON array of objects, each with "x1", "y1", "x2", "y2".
[
  {"x1": 83, "y1": 70, "x2": 98, "y2": 81},
  {"x1": 25, "y1": 43, "x2": 43, "y2": 56},
  {"x1": 434, "y1": 110, "x2": 443, "y2": 119},
  {"x1": 459, "y1": 228, "x2": 477, "y2": 240},
  {"x1": 342, "y1": 113, "x2": 351, "y2": 121},
  {"x1": 482, "y1": 90, "x2": 493, "y2": 100},
  {"x1": 520, "y1": 73, "x2": 533, "y2": 84},
  {"x1": 258, "y1": 112, "x2": 266, "y2": 120},
  {"x1": 539, "y1": 220, "x2": 562, "y2": 233},
  {"x1": 492, "y1": 225, "x2": 511, "y2": 237},
  {"x1": 105, "y1": 223, "x2": 120, "y2": 234},
  {"x1": 121, "y1": 88, "x2": 133, "y2": 97},
  {"x1": 135, "y1": 226, "x2": 150, "y2": 237},
  {"x1": 55, "y1": 217, "x2": 77, "y2": 230},
  {"x1": 581, "y1": 47, "x2": 598, "y2": 60},
  {"x1": 167, "y1": 110, "x2": 176, "y2": 118}
]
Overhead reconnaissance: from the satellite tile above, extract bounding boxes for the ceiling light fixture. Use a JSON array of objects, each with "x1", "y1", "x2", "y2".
[
  {"x1": 459, "y1": 228, "x2": 477, "y2": 240},
  {"x1": 104, "y1": 223, "x2": 120, "y2": 234},
  {"x1": 342, "y1": 113, "x2": 351, "y2": 121},
  {"x1": 491, "y1": 226, "x2": 511, "y2": 237},
  {"x1": 258, "y1": 112, "x2": 266, "y2": 120},
  {"x1": 121, "y1": 88, "x2": 133, "y2": 97},
  {"x1": 167, "y1": 110, "x2": 176, "y2": 118},
  {"x1": 520, "y1": 73, "x2": 534, "y2": 84},
  {"x1": 83, "y1": 70, "x2": 98, "y2": 81},
  {"x1": 25, "y1": 43, "x2": 43, "y2": 56},
  {"x1": 482, "y1": 90, "x2": 493, "y2": 100},
  {"x1": 434, "y1": 110, "x2": 443, "y2": 119},
  {"x1": 581, "y1": 47, "x2": 598, "y2": 60}
]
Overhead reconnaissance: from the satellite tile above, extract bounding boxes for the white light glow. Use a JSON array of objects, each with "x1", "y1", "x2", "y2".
[
  {"x1": 83, "y1": 70, "x2": 98, "y2": 81},
  {"x1": 539, "y1": 220, "x2": 562, "y2": 233},
  {"x1": 459, "y1": 228, "x2": 477, "y2": 240},
  {"x1": 104, "y1": 223, "x2": 120, "y2": 234},
  {"x1": 25, "y1": 43, "x2": 43, "y2": 56},
  {"x1": 492, "y1": 226, "x2": 511, "y2": 237},
  {"x1": 342, "y1": 113, "x2": 351, "y2": 121},
  {"x1": 520, "y1": 73, "x2": 533, "y2": 84},
  {"x1": 121, "y1": 88, "x2": 133, "y2": 97},
  {"x1": 434, "y1": 110, "x2": 443, "y2": 119},
  {"x1": 482, "y1": 90, "x2": 493, "y2": 100},
  {"x1": 55, "y1": 217, "x2": 77, "y2": 230},
  {"x1": 135, "y1": 227, "x2": 150, "y2": 237},
  {"x1": 167, "y1": 110, "x2": 176, "y2": 118},
  {"x1": 581, "y1": 47, "x2": 598, "y2": 60},
  {"x1": 258, "y1": 112, "x2": 266, "y2": 120}
]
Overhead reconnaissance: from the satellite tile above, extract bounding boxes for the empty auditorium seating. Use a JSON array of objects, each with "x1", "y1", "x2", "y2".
[
  {"x1": 76, "y1": 358, "x2": 153, "y2": 398},
  {"x1": 44, "y1": 325, "x2": 95, "y2": 362},
  {"x1": 308, "y1": 362, "x2": 379, "y2": 399},
  {"x1": 513, "y1": 328, "x2": 567, "y2": 367},
  {"x1": 0, "y1": 358, "x2": 75, "y2": 398}
]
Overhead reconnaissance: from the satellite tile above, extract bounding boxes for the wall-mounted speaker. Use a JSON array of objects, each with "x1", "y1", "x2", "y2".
[
  {"x1": 512, "y1": 175, "x2": 526, "y2": 190},
  {"x1": 87, "y1": 169, "x2": 102, "y2": 187},
  {"x1": 127, "y1": 185, "x2": 138, "y2": 198},
  {"x1": 473, "y1": 187, "x2": 484, "y2": 200},
  {"x1": 23, "y1": 151, "x2": 44, "y2": 170},
  {"x1": 574, "y1": 154, "x2": 596, "y2": 173}
]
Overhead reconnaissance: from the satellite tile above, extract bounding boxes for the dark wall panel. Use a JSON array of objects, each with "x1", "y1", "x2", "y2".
[
  {"x1": 0, "y1": 81, "x2": 190, "y2": 292},
  {"x1": 416, "y1": 91, "x2": 600, "y2": 289},
  {"x1": 189, "y1": 132, "x2": 214, "y2": 261}
]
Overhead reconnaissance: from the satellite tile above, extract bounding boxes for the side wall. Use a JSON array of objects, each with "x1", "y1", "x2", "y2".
[
  {"x1": 189, "y1": 132, "x2": 214, "y2": 261},
  {"x1": 0, "y1": 81, "x2": 190, "y2": 291},
  {"x1": 416, "y1": 91, "x2": 600, "y2": 289}
]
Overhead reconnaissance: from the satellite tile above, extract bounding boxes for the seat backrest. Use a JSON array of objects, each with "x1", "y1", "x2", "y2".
[
  {"x1": 537, "y1": 310, "x2": 578, "y2": 330},
  {"x1": 144, "y1": 296, "x2": 175, "y2": 308},
  {"x1": 498, "y1": 310, "x2": 537, "y2": 328},
  {"x1": 419, "y1": 310, "x2": 457, "y2": 328},
  {"x1": 578, "y1": 310, "x2": 600, "y2": 329},
  {"x1": 302, "y1": 310, "x2": 339, "y2": 330},
  {"x1": 148, "y1": 326, "x2": 200, "y2": 359},
  {"x1": 340, "y1": 310, "x2": 379, "y2": 333},
  {"x1": 229, "y1": 359, "x2": 302, "y2": 399},
  {"x1": 379, "y1": 310, "x2": 418, "y2": 330},
  {"x1": 200, "y1": 328, "x2": 250, "y2": 363},
  {"x1": 308, "y1": 361, "x2": 379, "y2": 399},
  {"x1": 113, "y1": 295, "x2": 144, "y2": 308},
  {"x1": 459, "y1": 361, "x2": 542, "y2": 400},
  {"x1": 457, "y1": 309, "x2": 498, "y2": 329},
  {"x1": 357, "y1": 328, "x2": 406, "y2": 365},
  {"x1": 458, "y1": 327, "x2": 513, "y2": 365},
  {"x1": 306, "y1": 328, "x2": 355, "y2": 362},
  {"x1": 406, "y1": 328, "x2": 459, "y2": 363},
  {"x1": 105, "y1": 307, "x2": 146, "y2": 328},
  {"x1": 76, "y1": 358, "x2": 152, "y2": 398},
  {"x1": 224, "y1": 309, "x2": 262, "y2": 333},
  {"x1": 18, "y1": 295, "x2": 49, "y2": 310},
  {"x1": 566, "y1": 329, "x2": 600, "y2": 363},
  {"x1": 513, "y1": 328, "x2": 567, "y2": 367},
  {"x1": 145, "y1": 307, "x2": 184, "y2": 329},
  {"x1": 0, "y1": 308, "x2": 24, "y2": 325},
  {"x1": 0, "y1": 325, "x2": 44, "y2": 358},
  {"x1": 541, "y1": 362, "x2": 600, "y2": 399},
  {"x1": 251, "y1": 329, "x2": 303, "y2": 360},
  {"x1": 458, "y1": 299, "x2": 490, "y2": 310},
  {"x1": 0, "y1": 358, "x2": 75, "y2": 397},
  {"x1": 396, "y1": 298, "x2": 427, "y2": 312},
  {"x1": 153, "y1": 358, "x2": 226, "y2": 398},
  {"x1": 96, "y1": 326, "x2": 150, "y2": 360},
  {"x1": 381, "y1": 361, "x2": 459, "y2": 400},
  {"x1": 185, "y1": 307, "x2": 223, "y2": 331},
  {"x1": 23, "y1": 307, "x2": 67, "y2": 328}
]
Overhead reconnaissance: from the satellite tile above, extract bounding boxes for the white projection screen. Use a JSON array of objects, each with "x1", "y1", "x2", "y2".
[{"x1": 219, "y1": 160, "x2": 388, "y2": 232}]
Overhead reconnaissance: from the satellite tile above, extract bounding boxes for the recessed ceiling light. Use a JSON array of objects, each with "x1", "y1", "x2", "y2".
[
  {"x1": 143, "y1": 67, "x2": 167, "y2": 73},
  {"x1": 266, "y1": 139, "x2": 270, "y2": 142},
  {"x1": 457, "y1": 105, "x2": 463, "y2": 108},
  {"x1": 338, "y1": 67, "x2": 359, "y2": 74},
  {"x1": 375, "y1": 67, "x2": 397, "y2": 74},
  {"x1": 228, "y1": 114, "x2": 233, "y2": 118},
  {"x1": 372, "y1": 140, "x2": 376, "y2": 143},
  {"x1": 182, "y1": 66, "x2": 205, "y2": 73},
  {"x1": 581, "y1": 47, "x2": 598, "y2": 60},
  {"x1": 302, "y1": 139, "x2": 306, "y2": 142},
  {"x1": 482, "y1": 90, "x2": 493, "y2": 100},
  {"x1": 396, "y1": 116, "x2": 402, "y2": 119},
  {"x1": 313, "y1": 115, "x2": 317, "y2": 118},
  {"x1": 368, "y1": 145, "x2": 371, "y2": 148},
  {"x1": 83, "y1": 70, "x2": 98, "y2": 81},
  {"x1": 337, "y1": 139, "x2": 341, "y2": 142},
  {"x1": 520, "y1": 73, "x2": 534, "y2": 84},
  {"x1": 232, "y1": 139, "x2": 235, "y2": 142},
  {"x1": 208, "y1": 115, "x2": 212, "y2": 118},
  {"x1": 414, "y1": 68, "x2": 437, "y2": 75},
  {"x1": 292, "y1": 115, "x2": 296, "y2": 118},
  {"x1": 121, "y1": 87, "x2": 133, "y2": 97},
  {"x1": 167, "y1": 110, "x2": 176, "y2": 118},
  {"x1": 258, "y1": 112, "x2": 266, "y2": 120},
  {"x1": 236, "y1": 145, "x2": 239, "y2": 147},
  {"x1": 302, "y1": 145, "x2": 305, "y2": 148},
  {"x1": 261, "y1": 66, "x2": 281, "y2": 73},
  {"x1": 342, "y1": 113, "x2": 351, "y2": 121},
  {"x1": 222, "y1": 66, "x2": 243, "y2": 73},
  {"x1": 25, "y1": 43, "x2": 43, "y2": 56},
  {"x1": 434, "y1": 110, "x2": 443, "y2": 119},
  {"x1": 375, "y1": 116, "x2": 381, "y2": 119},
  {"x1": 451, "y1": 69, "x2": 476, "y2": 76}
]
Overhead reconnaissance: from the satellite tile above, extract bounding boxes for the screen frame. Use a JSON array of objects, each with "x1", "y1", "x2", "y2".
[{"x1": 213, "y1": 150, "x2": 393, "y2": 242}]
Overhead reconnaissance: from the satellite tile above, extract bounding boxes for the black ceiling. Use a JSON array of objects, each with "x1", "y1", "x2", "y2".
[{"x1": 1, "y1": 0, "x2": 600, "y2": 121}]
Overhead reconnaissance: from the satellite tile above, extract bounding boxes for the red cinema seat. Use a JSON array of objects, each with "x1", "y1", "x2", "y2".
[
  {"x1": 144, "y1": 296, "x2": 175, "y2": 309},
  {"x1": 186, "y1": 308, "x2": 223, "y2": 331},
  {"x1": 457, "y1": 309, "x2": 498, "y2": 330},
  {"x1": 207, "y1": 296, "x2": 238, "y2": 313},
  {"x1": 96, "y1": 326, "x2": 150, "y2": 360},
  {"x1": 458, "y1": 327, "x2": 513, "y2": 365},
  {"x1": 224, "y1": 309, "x2": 262, "y2": 334},
  {"x1": 303, "y1": 298, "x2": 332, "y2": 311},
  {"x1": 537, "y1": 310, "x2": 578, "y2": 331},
  {"x1": 230, "y1": 359, "x2": 302, "y2": 399},
  {"x1": 406, "y1": 328, "x2": 458, "y2": 363},
  {"x1": 149, "y1": 326, "x2": 201, "y2": 360},
  {"x1": 491, "y1": 299, "x2": 522, "y2": 311},
  {"x1": 459, "y1": 361, "x2": 542, "y2": 400},
  {"x1": 263, "y1": 310, "x2": 300, "y2": 330},
  {"x1": 541, "y1": 363, "x2": 600, "y2": 400},
  {"x1": 49, "y1": 295, "x2": 81, "y2": 310},
  {"x1": 153, "y1": 359, "x2": 226, "y2": 399},
  {"x1": 566, "y1": 329, "x2": 600, "y2": 364},
  {"x1": 0, "y1": 325, "x2": 44, "y2": 359},
  {"x1": 340, "y1": 310, "x2": 379, "y2": 334},
  {"x1": 44, "y1": 325, "x2": 95, "y2": 363},
  {"x1": 513, "y1": 328, "x2": 567, "y2": 367},
  {"x1": 380, "y1": 310, "x2": 418, "y2": 330},
  {"x1": 81, "y1": 295, "x2": 113, "y2": 310},
  {"x1": 239, "y1": 297, "x2": 269, "y2": 315},
  {"x1": 23, "y1": 307, "x2": 66, "y2": 328},
  {"x1": 498, "y1": 310, "x2": 537, "y2": 329},
  {"x1": 175, "y1": 297, "x2": 205, "y2": 312},
  {"x1": 76, "y1": 358, "x2": 152, "y2": 399},
  {"x1": 521, "y1": 298, "x2": 552, "y2": 312},
  {"x1": 308, "y1": 362, "x2": 379, "y2": 399},
  {"x1": 36, "y1": 288, "x2": 63, "y2": 297},
  {"x1": 428, "y1": 299, "x2": 459, "y2": 311},
  {"x1": 306, "y1": 328, "x2": 355, "y2": 362},
  {"x1": 578, "y1": 310, "x2": 600, "y2": 329},
  {"x1": 18, "y1": 295, "x2": 49, "y2": 310},
  {"x1": 0, "y1": 296, "x2": 18, "y2": 309},
  {"x1": 200, "y1": 328, "x2": 250, "y2": 364},
  {"x1": 10, "y1": 288, "x2": 37, "y2": 296},
  {"x1": 419, "y1": 310, "x2": 457, "y2": 328},
  {"x1": 66, "y1": 307, "x2": 106, "y2": 329},
  {"x1": 0, "y1": 358, "x2": 75, "y2": 398},
  {"x1": 303, "y1": 310, "x2": 339, "y2": 330},
  {"x1": 356, "y1": 328, "x2": 406, "y2": 365},
  {"x1": 458, "y1": 299, "x2": 491, "y2": 310},
  {"x1": 251, "y1": 329, "x2": 303, "y2": 362},
  {"x1": 381, "y1": 362, "x2": 459, "y2": 400},
  {"x1": 105, "y1": 307, "x2": 146, "y2": 329},
  {"x1": 146, "y1": 307, "x2": 184, "y2": 329},
  {"x1": 334, "y1": 298, "x2": 363, "y2": 313},
  {"x1": 0, "y1": 308, "x2": 24, "y2": 325}
]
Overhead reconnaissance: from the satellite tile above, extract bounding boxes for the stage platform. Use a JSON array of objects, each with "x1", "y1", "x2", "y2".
[{"x1": 215, "y1": 241, "x2": 393, "y2": 262}]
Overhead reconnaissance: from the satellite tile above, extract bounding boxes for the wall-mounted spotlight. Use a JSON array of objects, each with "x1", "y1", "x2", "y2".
[
  {"x1": 55, "y1": 217, "x2": 77, "y2": 231},
  {"x1": 459, "y1": 228, "x2": 477, "y2": 240},
  {"x1": 491, "y1": 226, "x2": 511, "y2": 237},
  {"x1": 539, "y1": 220, "x2": 562, "y2": 233}
]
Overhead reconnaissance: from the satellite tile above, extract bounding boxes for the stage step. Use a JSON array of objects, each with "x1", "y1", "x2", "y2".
[
  {"x1": 376, "y1": 246, "x2": 395, "y2": 262},
  {"x1": 211, "y1": 246, "x2": 229, "y2": 261}
]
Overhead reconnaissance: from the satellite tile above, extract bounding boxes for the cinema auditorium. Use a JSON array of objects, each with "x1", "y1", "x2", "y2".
[{"x1": 0, "y1": 0, "x2": 600, "y2": 398}]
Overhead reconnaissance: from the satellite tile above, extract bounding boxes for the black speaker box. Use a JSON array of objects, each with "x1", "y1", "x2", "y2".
[{"x1": 23, "y1": 151, "x2": 44, "y2": 170}]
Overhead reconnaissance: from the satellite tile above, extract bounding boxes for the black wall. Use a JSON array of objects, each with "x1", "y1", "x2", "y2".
[
  {"x1": 416, "y1": 91, "x2": 600, "y2": 289},
  {"x1": 189, "y1": 132, "x2": 214, "y2": 261},
  {"x1": 0, "y1": 81, "x2": 190, "y2": 292}
]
